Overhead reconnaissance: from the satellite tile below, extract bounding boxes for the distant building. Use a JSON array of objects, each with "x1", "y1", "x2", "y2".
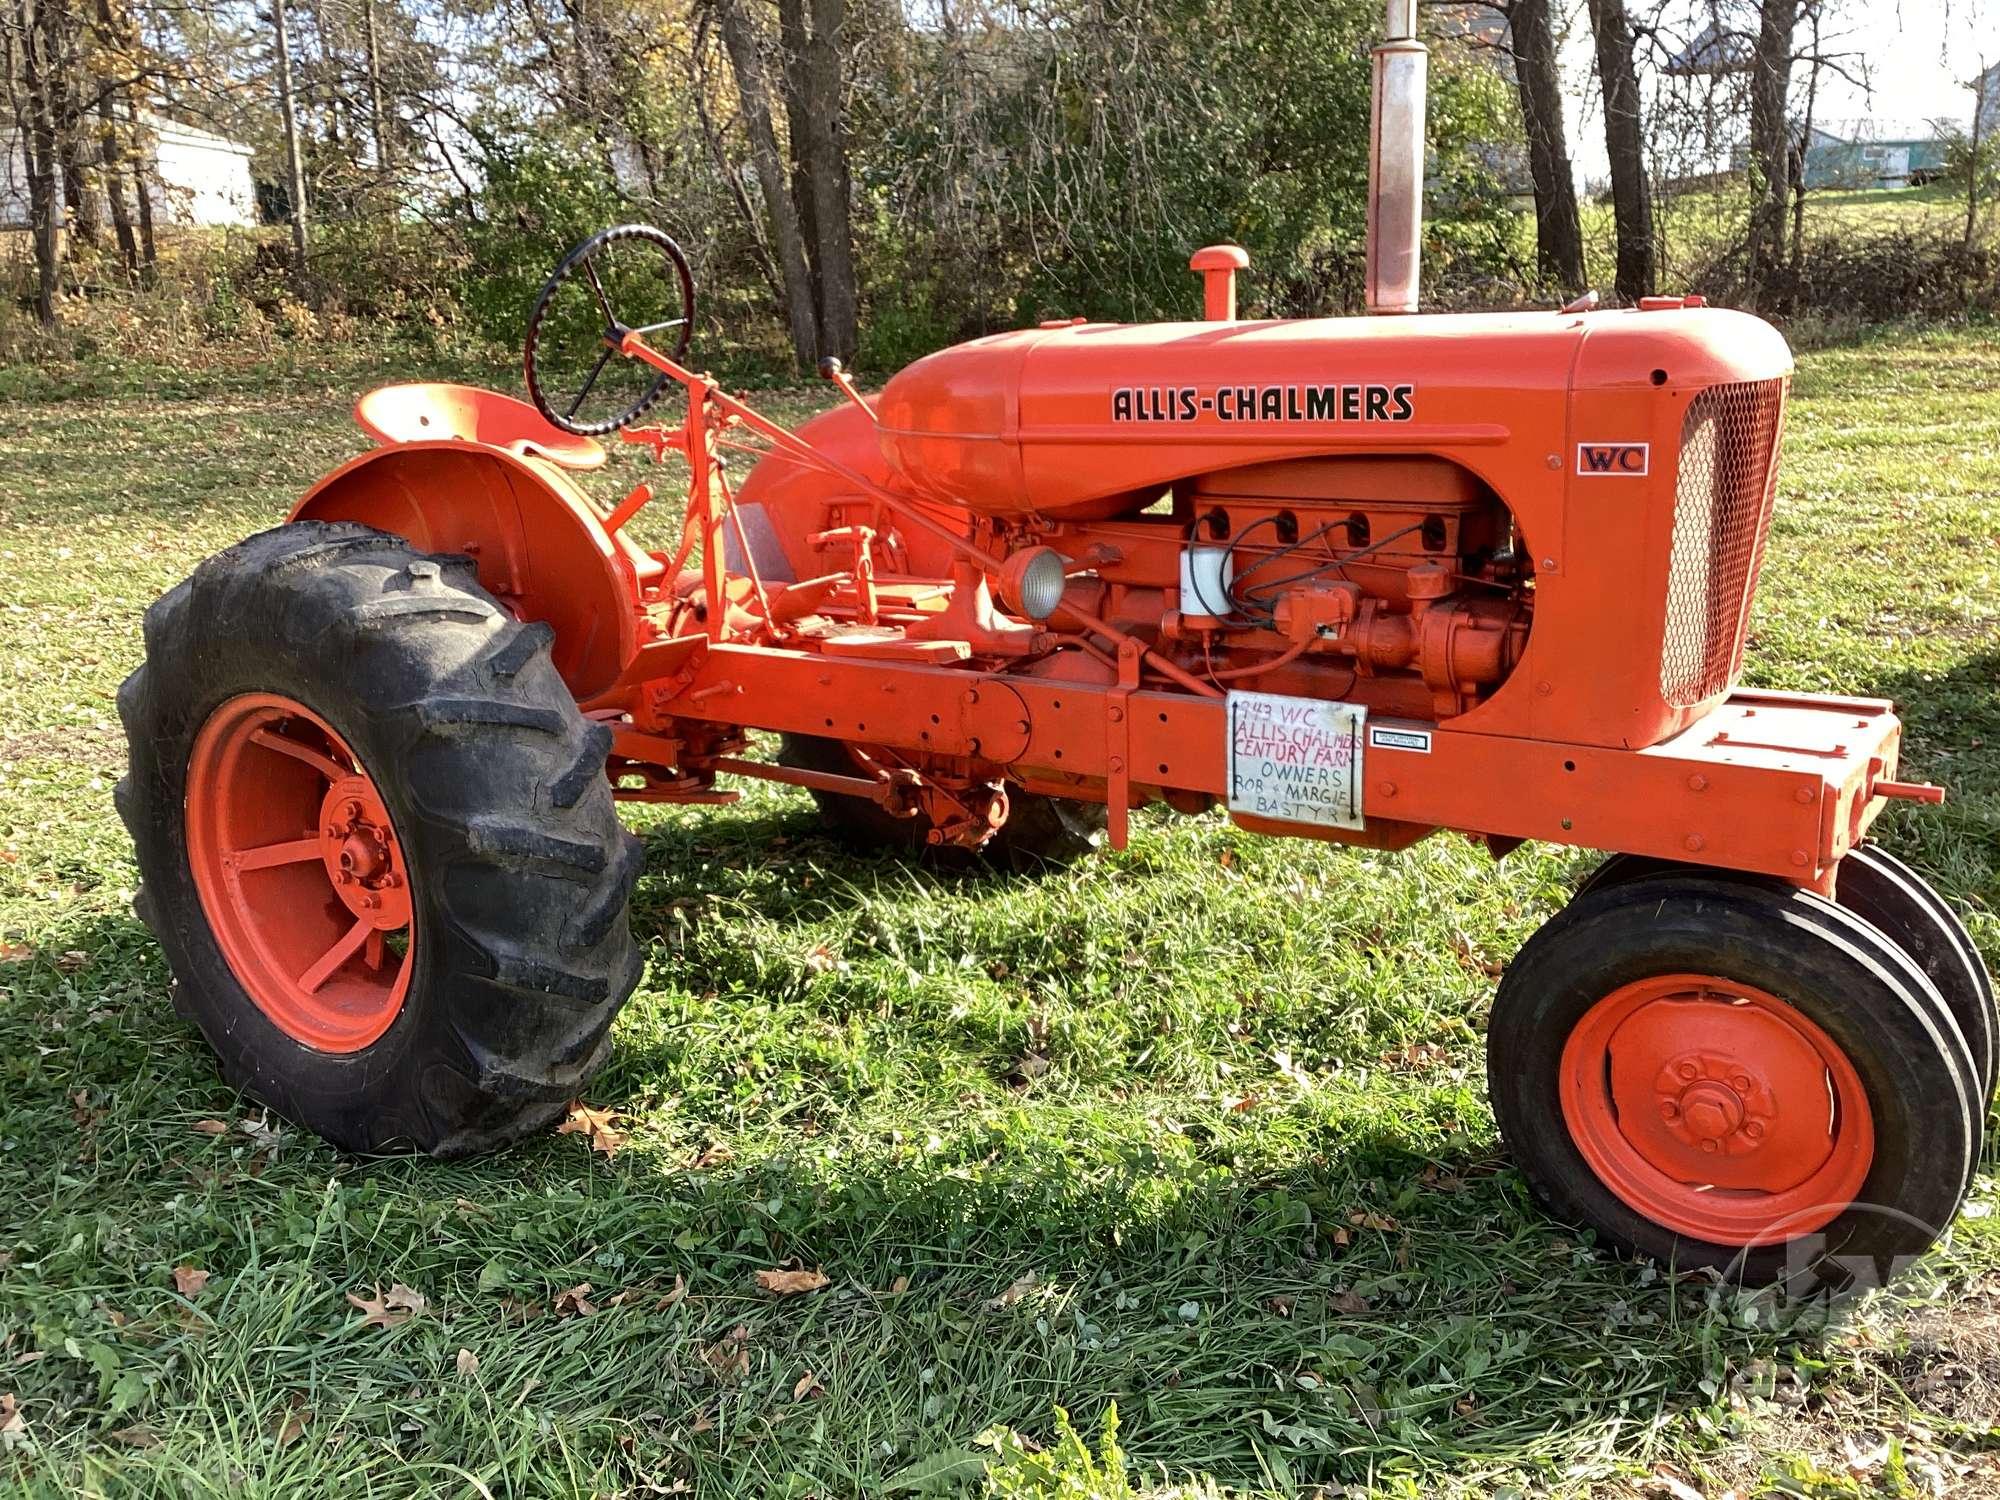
[
  {"x1": 1977, "y1": 61, "x2": 2000, "y2": 139},
  {"x1": 2, "y1": 112, "x2": 256, "y2": 230},
  {"x1": 1777, "y1": 121, "x2": 1952, "y2": 190}
]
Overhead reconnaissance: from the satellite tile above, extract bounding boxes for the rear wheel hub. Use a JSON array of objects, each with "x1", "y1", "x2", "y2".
[{"x1": 186, "y1": 693, "x2": 415, "y2": 1053}]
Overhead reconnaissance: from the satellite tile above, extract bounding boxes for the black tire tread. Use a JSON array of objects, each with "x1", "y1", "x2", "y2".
[{"x1": 118, "y1": 520, "x2": 643, "y2": 1157}]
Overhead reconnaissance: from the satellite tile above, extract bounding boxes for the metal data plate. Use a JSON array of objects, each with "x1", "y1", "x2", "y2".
[{"x1": 1225, "y1": 691, "x2": 1367, "y2": 830}]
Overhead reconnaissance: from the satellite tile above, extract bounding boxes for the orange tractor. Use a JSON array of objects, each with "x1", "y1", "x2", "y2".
[{"x1": 118, "y1": 10, "x2": 1987, "y2": 1293}]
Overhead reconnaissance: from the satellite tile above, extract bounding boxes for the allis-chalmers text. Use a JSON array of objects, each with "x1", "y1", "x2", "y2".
[{"x1": 1110, "y1": 383, "x2": 1416, "y2": 424}]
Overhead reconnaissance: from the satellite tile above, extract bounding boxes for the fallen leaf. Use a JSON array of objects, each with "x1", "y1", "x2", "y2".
[
  {"x1": 1331, "y1": 1289, "x2": 1370, "y2": 1315},
  {"x1": 1264, "y1": 1295, "x2": 1295, "y2": 1318},
  {"x1": 109, "y1": 1423, "x2": 160, "y2": 1448},
  {"x1": 0, "y1": 943, "x2": 30, "y2": 962},
  {"x1": 0, "y1": 1393, "x2": 23, "y2": 1445},
  {"x1": 888, "y1": 1275, "x2": 910, "y2": 1295},
  {"x1": 1272, "y1": 1050, "x2": 1314, "y2": 1088},
  {"x1": 687, "y1": 1140, "x2": 733, "y2": 1170},
  {"x1": 272, "y1": 1400, "x2": 310, "y2": 1448},
  {"x1": 1645, "y1": 1468, "x2": 1708, "y2": 1500},
  {"x1": 792, "y1": 1369, "x2": 824, "y2": 1401},
  {"x1": 172, "y1": 1265, "x2": 209, "y2": 1298},
  {"x1": 190, "y1": 1119, "x2": 229, "y2": 1136},
  {"x1": 756, "y1": 1267, "x2": 829, "y2": 1297},
  {"x1": 455, "y1": 1348, "x2": 480, "y2": 1377},
  {"x1": 1348, "y1": 1210, "x2": 1398, "y2": 1233},
  {"x1": 556, "y1": 1102, "x2": 627, "y2": 1159},
  {"x1": 346, "y1": 1283, "x2": 426, "y2": 1330},
  {"x1": 702, "y1": 1325, "x2": 750, "y2": 1382},
  {"x1": 553, "y1": 1282, "x2": 596, "y2": 1318},
  {"x1": 56, "y1": 950, "x2": 88, "y2": 973},
  {"x1": 1007, "y1": 1050, "x2": 1051, "y2": 1086},
  {"x1": 653, "y1": 1274, "x2": 688, "y2": 1310},
  {"x1": 803, "y1": 942, "x2": 840, "y2": 973},
  {"x1": 983, "y1": 1270, "x2": 1041, "y2": 1310},
  {"x1": 690, "y1": 1408, "x2": 716, "y2": 1434}
]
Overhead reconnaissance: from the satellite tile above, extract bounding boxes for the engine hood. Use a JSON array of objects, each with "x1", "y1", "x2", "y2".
[{"x1": 874, "y1": 306, "x2": 1791, "y2": 519}]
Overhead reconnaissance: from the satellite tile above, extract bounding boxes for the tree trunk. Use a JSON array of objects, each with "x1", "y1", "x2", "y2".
[
  {"x1": 123, "y1": 91, "x2": 155, "y2": 272},
  {"x1": 94, "y1": 92, "x2": 137, "y2": 273},
  {"x1": 271, "y1": 0, "x2": 312, "y2": 297},
  {"x1": 93, "y1": 0, "x2": 137, "y2": 275},
  {"x1": 1964, "y1": 72, "x2": 1989, "y2": 256},
  {"x1": 18, "y1": 0, "x2": 64, "y2": 321},
  {"x1": 1745, "y1": 0, "x2": 1796, "y2": 307},
  {"x1": 1505, "y1": 0, "x2": 1585, "y2": 290},
  {"x1": 799, "y1": 0, "x2": 856, "y2": 359},
  {"x1": 776, "y1": 0, "x2": 820, "y2": 314},
  {"x1": 713, "y1": 0, "x2": 820, "y2": 369},
  {"x1": 1584, "y1": 0, "x2": 1653, "y2": 302},
  {"x1": 1788, "y1": 15, "x2": 1819, "y2": 281},
  {"x1": 361, "y1": 0, "x2": 391, "y2": 175}
]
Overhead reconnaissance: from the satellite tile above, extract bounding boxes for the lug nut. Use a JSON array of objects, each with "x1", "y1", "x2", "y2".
[
  {"x1": 1731, "y1": 1074, "x2": 1750, "y2": 1092},
  {"x1": 1677, "y1": 1062, "x2": 1697, "y2": 1081},
  {"x1": 1744, "y1": 1121, "x2": 1765, "y2": 1140}
]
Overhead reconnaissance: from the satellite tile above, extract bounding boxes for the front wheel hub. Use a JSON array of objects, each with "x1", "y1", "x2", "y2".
[{"x1": 1560, "y1": 974, "x2": 1874, "y2": 1246}]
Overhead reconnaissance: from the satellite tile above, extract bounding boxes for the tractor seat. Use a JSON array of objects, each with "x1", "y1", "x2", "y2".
[{"x1": 355, "y1": 383, "x2": 607, "y2": 471}]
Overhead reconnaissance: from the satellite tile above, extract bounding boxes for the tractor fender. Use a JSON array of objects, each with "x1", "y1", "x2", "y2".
[{"x1": 291, "y1": 441, "x2": 642, "y2": 701}]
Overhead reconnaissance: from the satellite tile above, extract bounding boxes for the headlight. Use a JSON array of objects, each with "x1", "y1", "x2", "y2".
[{"x1": 996, "y1": 546, "x2": 1068, "y2": 621}]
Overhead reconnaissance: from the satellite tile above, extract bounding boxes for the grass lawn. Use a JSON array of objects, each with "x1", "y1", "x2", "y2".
[{"x1": 0, "y1": 326, "x2": 1996, "y2": 1498}]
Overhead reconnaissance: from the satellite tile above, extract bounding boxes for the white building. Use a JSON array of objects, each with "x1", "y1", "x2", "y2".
[{"x1": 2, "y1": 112, "x2": 256, "y2": 230}]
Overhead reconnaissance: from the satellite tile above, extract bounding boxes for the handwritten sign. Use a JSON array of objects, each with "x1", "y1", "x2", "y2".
[{"x1": 1226, "y1": 691, "x2": 1366, "y2": 830}]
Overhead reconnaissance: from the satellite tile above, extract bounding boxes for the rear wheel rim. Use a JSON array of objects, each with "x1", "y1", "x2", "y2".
[
  {"x1": 1559, "y1": 973, "x2": 1874, "y2": 1246},
  {"x1": 185, "y1": 692, "x2": 414, "y2": 1053}
]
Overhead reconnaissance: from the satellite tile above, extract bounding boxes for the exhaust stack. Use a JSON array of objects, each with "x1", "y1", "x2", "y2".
[{"x1": 1365, "y1": 0, "x2": 1428, "y2": 313}]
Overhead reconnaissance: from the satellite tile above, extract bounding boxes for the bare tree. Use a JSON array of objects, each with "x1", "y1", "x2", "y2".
[
  {"x1": 361, "y1": 0, "x2": 390, "y2": 174},
  {"x1": 712, "y1": 0, "x2": 820, "y2": 368},
  {"x1": 1743, "y1": 0, "x2": 1796, "y2": 303},
  {"x1": 797, "y1": 0, "x2": 856, "y2": 358},
  {"x1": 271, "y1": 0, "x2": 312, "y2": 294},
  {"x1": 5, "y1": 0, "x2": 65, "y2": 321},
  {"x1": 1585, "y1": 0, "x2": 1653, "y2": 300},
  {"x1": 1495, "y1": 0, "x2": 1586, "y2": 289}
]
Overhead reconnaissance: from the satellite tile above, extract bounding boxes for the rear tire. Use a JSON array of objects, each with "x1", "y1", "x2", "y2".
[
  {"x1": 1489, "y1": 875, "x2": 1977, "y2": 1291},
  {"x1": 117, "y1": 522, "x2": 644, "y2": 1156},
  {"x1": 777, "y1": 733, "x2": 1104, "y2": 870}
]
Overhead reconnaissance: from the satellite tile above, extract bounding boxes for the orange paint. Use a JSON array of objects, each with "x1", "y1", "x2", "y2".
[
  {"x1": 185, "y1": 693, "x2": 414, "y2": 1052},
  {"x1": 294, "y1": 281, "x2": 1935, "y2": 888},
  {"x1": 1559, "y1": 973, "x2": 1874, "y2": 1245}
]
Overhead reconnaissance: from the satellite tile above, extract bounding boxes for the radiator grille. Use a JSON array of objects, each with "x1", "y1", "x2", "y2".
[{"x1": 1659, "y1": 379, "x2": 1787, "y2": 706}]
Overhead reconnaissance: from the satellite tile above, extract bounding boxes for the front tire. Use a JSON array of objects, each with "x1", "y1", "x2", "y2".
[
  {"x1": 1489, "y1": 875, "x2": 1977, "y2": 1290},
  {"x1": 117, "y1": 522, "x2": 644, "y2": 1156}
]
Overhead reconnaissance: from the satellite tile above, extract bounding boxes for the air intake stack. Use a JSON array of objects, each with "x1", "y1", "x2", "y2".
[{"x1": 1366, "y1": 0, "x2": 1428, "y2": 313}]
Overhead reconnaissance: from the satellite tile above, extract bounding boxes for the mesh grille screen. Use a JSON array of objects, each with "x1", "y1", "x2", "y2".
[{"x1": 1659, "y1": 379, "x2": 1787, "y2": 706}]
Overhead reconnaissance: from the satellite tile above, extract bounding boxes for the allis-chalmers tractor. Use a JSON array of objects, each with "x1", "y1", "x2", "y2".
[{"x1": 118, "y1": 8, "x2": 1989, "y2": 1292}]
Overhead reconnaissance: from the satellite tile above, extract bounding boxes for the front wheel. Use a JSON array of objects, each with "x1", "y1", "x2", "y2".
[
  {"x1": 117, "y1": 522, "x2": 645, "y2": 1156},
  {"x1": 1488, "y1": 875, "x2": 1978, "y2": 1291}
]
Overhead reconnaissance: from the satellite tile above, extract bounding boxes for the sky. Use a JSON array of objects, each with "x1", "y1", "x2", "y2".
[{"x1": 1559, "y1": 0, "x2": 1996, "y2": 184}]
